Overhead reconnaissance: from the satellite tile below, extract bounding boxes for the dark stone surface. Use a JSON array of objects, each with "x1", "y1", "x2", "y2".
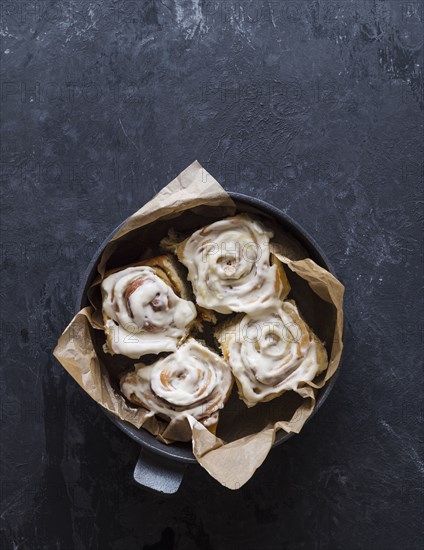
[{"x1": 1, "y1": 1, "x2": 423, "y2": 549}]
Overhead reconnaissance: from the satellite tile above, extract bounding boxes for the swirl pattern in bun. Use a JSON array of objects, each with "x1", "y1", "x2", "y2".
[
  {"x1": 215, "y1": 301, "x2": 328, "y2": 407},
  {"x1": 175, "y1": 214, "x2": 290, "y2": 314},
  {"x1": 101, "y1": 256, "x2": 197, "y2": 359},
  {"x1": 120, "y1": 339, "x2": 233, "y2": 433}
]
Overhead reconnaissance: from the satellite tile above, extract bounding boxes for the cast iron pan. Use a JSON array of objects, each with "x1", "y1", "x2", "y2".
[{"x1": 77, "y1": 193, "x2": 341, "y2": 493}]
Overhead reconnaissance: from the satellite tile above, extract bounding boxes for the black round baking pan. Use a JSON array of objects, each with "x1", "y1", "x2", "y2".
[{"x1": 77, "y1": 192, "x2": 341, "y2": 493}]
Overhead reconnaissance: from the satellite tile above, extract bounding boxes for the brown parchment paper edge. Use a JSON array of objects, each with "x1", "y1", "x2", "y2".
[{"x1": 53, "y1": 160, "x2": 345, "y2": 490}]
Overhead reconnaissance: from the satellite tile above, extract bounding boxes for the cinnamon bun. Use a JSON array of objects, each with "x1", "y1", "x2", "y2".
[
  {"x1": 101, "y1": 255, "x2": 197, "y2": 359},
  {"x1": 174, "y1": 215, "x2": 290, "y2": 314},
  {"x1": 120, "y1": 339, "x2": 233, "y2": 433},
  {"x1": 215, "y1": 300, "x2": 328, "y2": 407}
]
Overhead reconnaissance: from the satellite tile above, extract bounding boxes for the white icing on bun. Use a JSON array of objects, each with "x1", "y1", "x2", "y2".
[
  {"x1": 216, "y1": 301, "x2": 328, "y2": 407},
  {"x1": 177, "y1": 214, "x2": 290, "y2": 314},
  {"x1": 120, "y1": 339, "x2": 233, "y2": 431},
  {"x1": 102, "y1": 265, "x2": 196, "y2": 359}
]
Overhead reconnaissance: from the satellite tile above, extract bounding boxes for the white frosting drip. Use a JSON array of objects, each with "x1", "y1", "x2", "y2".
[
  {"x1": 120, "y1": 339, "x2": 233, "y2": 423},
  {"x1": 178, "y1": 214, "x2": 284, "y2": 314},
  {"x1": 102, "y1": 266, "x2": 197, "y2": 359},
  {"x1": 217, "y1": 301, "x2": 328, "y2": 406}
]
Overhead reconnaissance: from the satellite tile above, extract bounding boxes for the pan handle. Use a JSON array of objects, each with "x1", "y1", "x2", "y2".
[{"x1": 133, "y1": 448, "x2": 187, "y2": 494}]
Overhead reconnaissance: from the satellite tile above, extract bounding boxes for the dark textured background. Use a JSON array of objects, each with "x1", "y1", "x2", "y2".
[{"x1": 1, "y1": 1, "x2": 423, "y2": 549}]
